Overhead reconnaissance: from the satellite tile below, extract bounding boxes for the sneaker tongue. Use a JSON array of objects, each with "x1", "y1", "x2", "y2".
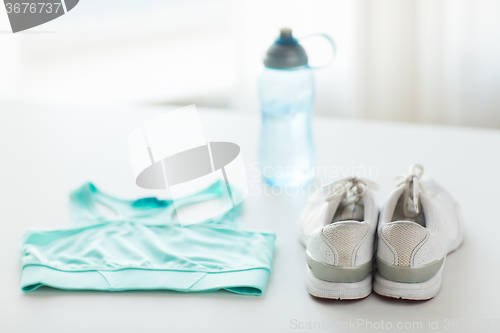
[
  {"x1": 339, "y1": 202, "x2": 364, "y2": 221},
  {"x1": 402, "y1": 193, "x2": 424, "y2": 219},
  {"x1": 401, "y1": 179, "x2": 423, "y2": 218},
  {"x1": 331, "y1": 195, "x2": 365, "y2": 223},
  {"x1": 400, "y1": 194, "x2": 426, "y2": 226}
]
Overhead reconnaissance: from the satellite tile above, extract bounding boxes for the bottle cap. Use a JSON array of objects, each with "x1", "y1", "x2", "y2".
[{"x1": 263, "y1": 28, "x2": 308, "y2": 69}]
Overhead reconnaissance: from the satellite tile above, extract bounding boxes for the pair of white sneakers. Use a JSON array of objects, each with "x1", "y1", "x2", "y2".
[{"x1": 297, "y1": 164, "x2": 464, "y2": 300}]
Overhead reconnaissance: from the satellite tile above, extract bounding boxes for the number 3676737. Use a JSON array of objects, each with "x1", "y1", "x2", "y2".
[{"x1": 5, "y1": 3, "x2": 62, "y2": 14}]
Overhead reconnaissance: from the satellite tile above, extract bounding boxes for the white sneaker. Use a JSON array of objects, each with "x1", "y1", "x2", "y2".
[
  {"x1": 297, "y1": 177, "x2": 379, "y2": 300},
  {"x1": 374, "y1": 164, "x2": 465, "y2": 300}
]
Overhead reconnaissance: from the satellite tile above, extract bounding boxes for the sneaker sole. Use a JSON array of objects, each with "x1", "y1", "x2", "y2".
[
  {"x1": 306, "y1": 265, "x2": 372, "y2": 300},
  {"x1": 373, "y1": 264, "x2": 444, "y2": 300}
]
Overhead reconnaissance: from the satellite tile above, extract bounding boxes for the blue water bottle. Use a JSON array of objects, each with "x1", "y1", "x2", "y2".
[{"x1": 258, "y1": 28, "x2": 336, "y2": 187}]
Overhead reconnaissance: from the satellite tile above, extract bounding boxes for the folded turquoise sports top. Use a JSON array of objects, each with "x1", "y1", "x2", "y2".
[{"x1": 21, "y1": 182, "x2": 275, "y2": 295}]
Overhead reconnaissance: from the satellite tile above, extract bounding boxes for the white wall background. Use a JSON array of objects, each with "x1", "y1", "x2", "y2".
[{"x1": 1, "y1": 0, "x2": 499, "y2": 127}]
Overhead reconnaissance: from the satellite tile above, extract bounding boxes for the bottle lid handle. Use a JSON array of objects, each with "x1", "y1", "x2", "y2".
[{"x1": 300, "y1": 33, "x2": 337, "y2": 69}]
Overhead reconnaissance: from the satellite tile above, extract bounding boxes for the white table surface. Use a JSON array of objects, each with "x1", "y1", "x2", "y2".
[{"x1": 1, "y1": 103, "x2": 500, "y2": 333}]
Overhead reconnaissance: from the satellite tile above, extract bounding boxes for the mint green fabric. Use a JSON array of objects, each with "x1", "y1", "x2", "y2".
[{"x1": 21, "y1": 182, "x2": 275, "y2": 295}]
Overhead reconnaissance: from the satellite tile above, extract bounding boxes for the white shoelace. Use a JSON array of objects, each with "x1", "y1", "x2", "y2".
[
  {"x1": 322, "y1": 176, "x2": 380, "y2": 202},
  {"x1": 395, "y1": 163, "x2": 425, "y2": 217}
]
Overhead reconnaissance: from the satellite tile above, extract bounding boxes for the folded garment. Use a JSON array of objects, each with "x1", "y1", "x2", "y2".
[{"x1": 21, "y1": 183, "x2": 275, "y2": 295}]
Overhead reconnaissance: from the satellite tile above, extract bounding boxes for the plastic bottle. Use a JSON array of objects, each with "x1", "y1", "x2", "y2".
[{"x1": 258, "y1": 28, "x2": 335, "y2": 187}]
